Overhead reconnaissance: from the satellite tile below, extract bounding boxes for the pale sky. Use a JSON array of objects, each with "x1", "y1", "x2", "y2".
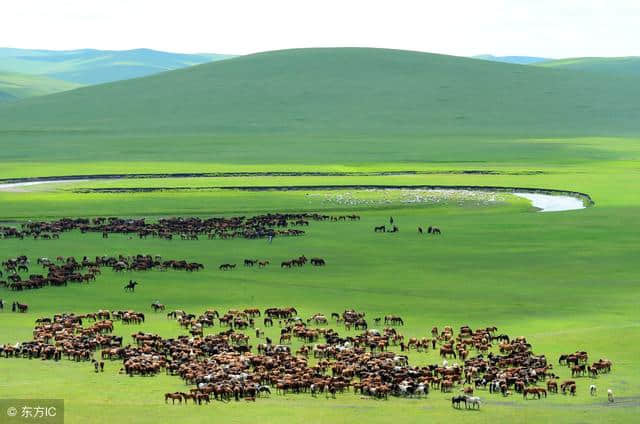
[{"x1": 2, "y1": 0, "x2": 638, "y2": 58}]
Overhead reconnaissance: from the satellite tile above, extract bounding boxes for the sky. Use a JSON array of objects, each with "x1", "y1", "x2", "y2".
[{"x1": 1, "y1": 0, "x2": 638, "y2": 58}]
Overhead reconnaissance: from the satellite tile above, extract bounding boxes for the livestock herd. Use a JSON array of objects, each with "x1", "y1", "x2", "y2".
[
  {"x1": 0, "y1": 306, "x2": 614, "y2": 408},
  {"x1": 0, "y1": 254, "x2": 203, "y2": 292},
  {"x1": 0, "y1": 213, "x2": 359, "y2": 242},
  {"x1": 218, "y1": 255, "x2": 327, "y2": 270}
]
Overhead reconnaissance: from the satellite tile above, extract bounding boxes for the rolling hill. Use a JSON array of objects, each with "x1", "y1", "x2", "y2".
[
  {"x1": 0, "y1": 48, "x2": 233, "y2": 84},
  {"x1": 537, "y1": 56, "x2": 640, "y2": 77},
  {"x1": 0, "y1": 71, "x2": 80, "y2": 102},
  {"x1": 1, "y1": 47, "x2": 640, "y2": 174}
]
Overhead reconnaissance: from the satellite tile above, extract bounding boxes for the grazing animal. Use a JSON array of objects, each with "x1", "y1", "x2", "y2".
[
  {"x1": 466, "y1": 396, "x2": 482, "y2": 409},
  {"x1": 13, "y1": 302, "x2": 28, "y2": 313},
  {"x1": 219, "y1": 264, "x2": 236, "y2": 271},
  {"x1": 124, "y1": 280, "x2": 138, "y2": 292},
  {"x1": 151, "y1": 302, "x2": 165, "y2": 312},
  {"x1": 165, "y1": 392, "x2": 183, "y2": 404},
  {"x1": 374, "y1": 226, "x2": 386, "y2": 233},
  {"x1": 428, "y1": 226, "x2": 442, "y2": 235},
  {"x1": 451, "y1": 395, "x2": 466, "y2": 409}
]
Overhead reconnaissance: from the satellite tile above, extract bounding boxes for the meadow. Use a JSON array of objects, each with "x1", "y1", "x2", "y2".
[{"x1": 1, "y1": 155, "x2": 639, "y2": 423}]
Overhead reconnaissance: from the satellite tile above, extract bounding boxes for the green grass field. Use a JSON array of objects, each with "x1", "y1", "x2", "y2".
[{"x1": 1, "y1": 48, "x2": 639, "y2": 423}]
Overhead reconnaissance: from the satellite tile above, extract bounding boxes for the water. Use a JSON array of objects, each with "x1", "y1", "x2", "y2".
[{"x1": 514, "y1": 192, "x2": 586, "y2": 212}]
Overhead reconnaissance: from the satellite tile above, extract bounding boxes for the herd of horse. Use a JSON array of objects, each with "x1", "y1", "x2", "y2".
[
  {"x1": 0, "y1": 305, "x2": 614, "y2": 408},
  {"x1": 0, "y1": 213, "x2": 359, "y2": 242},
  {"x1": 0, "y1": 211, "x2": 618, "y2": 412},
  {"x1": 219, "y1": 256, "x2": 327, "y2": 270},
  {"x1": 0, "y1": 254, "x2": 203, "y2": 292}
]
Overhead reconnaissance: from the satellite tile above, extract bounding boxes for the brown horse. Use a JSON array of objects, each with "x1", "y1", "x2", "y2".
[{"x1": 165, "y1": 392, "x2": 183, "y2": 404}]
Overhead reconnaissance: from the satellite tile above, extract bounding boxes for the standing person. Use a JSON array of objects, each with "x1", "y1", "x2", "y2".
[
  {"x1": 268, "y1": 234, "x2": 273, "y2": 244},
  {"x1": 390, "y1": 216, "x2": 394, "y2": 225},
  {"x1": 0, "y1": 298, "x2": 4, "y2": 310}
]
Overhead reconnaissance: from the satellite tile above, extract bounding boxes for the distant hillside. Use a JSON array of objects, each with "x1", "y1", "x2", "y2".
[
  {"x1": 1, "y1": 48, "x2": 640, "y2": 169},
  {"x1": 474, "y1": 55, "x2": 549, "y2": 65},
  {"x1": 0, "y1": 71, "x2": 80, "y2": 102},
  {"x1": 0, "y1": 48, "x2": 234, "y2": 84},
  {"x1": 537, "y1": 57, "x2": 640, "y2": 76}
]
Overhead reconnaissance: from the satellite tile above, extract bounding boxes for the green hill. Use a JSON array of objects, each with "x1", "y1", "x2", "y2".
[
  {"x1": 538, "y1": 56, "x2": 640, "y2": 76},
  {"x1": 0, "y1": 71, "x2": 80, "y2": 102},
  {"x1": 0, "y1": 48, "x2": 233, "y2": 84},
  {"x1": 1, "y1": 47, "x2": 640, "y2": 174}
]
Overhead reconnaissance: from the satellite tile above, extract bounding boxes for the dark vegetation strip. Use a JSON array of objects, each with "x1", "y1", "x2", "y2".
[
  {"x1": 0, "y1": 170, "x2": 544, "y2": 183},
  {"x1": 72, "y1": 185, "x2": 595, "y2": 206}
]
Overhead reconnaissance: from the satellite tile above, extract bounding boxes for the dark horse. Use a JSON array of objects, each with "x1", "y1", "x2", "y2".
[
  {"x1": 374, "y1": 226, "x2": 386, "y2": 233},
  {"x1": 124, "y1": 280, "x2": 138, "y2": 292},
  {"x1": 451, "y1": 395, "x2": 467, "y2": 408},
  {"x1": 428, "y1": 226, "x2": 442, "y2": 235},
  {"x1": 12, "y1": 302, "x2": 28, "y2": 313}
]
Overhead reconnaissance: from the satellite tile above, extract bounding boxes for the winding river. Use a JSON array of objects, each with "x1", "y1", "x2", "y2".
[{"x1": 0, "y1": 179, "x2": 588, "y2": 212}]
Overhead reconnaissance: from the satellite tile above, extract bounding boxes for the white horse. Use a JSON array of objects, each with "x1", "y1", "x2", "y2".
[
  {"x1": 590, "y1": 384, "x2": 597, "y2": 396},
  {"x1": 415, "y1": 383, "x2": 428, "y2": 397},
  {"x1": 607, "y1": 389, "x2": 614, "y2": 403},
  {"x1": 466, "y1": 396, "x2": 482, "y2": 409}
]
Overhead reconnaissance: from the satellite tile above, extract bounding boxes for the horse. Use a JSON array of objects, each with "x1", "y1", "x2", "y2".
[
  {"x1": 151, "y1": 303, "x2": 165, "y2": 312},
  {"x1": 451, "y1": 395, "x2": 466, "y2": 408},
  {"x1": 124, "y1": 281, "x2": 138, "y2": 292},
  {"x1": 523, "y1": 387, "x2": 543, "y2": 399},
  {"x1": 374, "y1": 226, "x2": 386, "y2": 233},
  {"x1": 244, "y1": 259, "x2": 257, "y2": 267},
  {"x1": 466, "y1": 396, "x2": 481, "y2": 409},
  {"x1": 219, "y1": 264, "x2": 236, "y2": 271},
  {"x1": 165, "y1": 392, "x2": 183, "y2": 404},
  {"x1": 13, "y1": 302, "x2": 28, "y2": 313},
  {"x1": 257, "y1": 386, "x2": 271, "y2": 397},
  {"x1": 310, "y1": 258, "x2": 326, "y2": 266},
  {"x1": 258, "y1": 261, "x2": 270, "y2": 268},
  {"x1": 428, "y1": 226, "x2": 442, "y2": 235}
]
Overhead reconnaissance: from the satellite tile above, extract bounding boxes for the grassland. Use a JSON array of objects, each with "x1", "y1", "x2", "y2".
[
  {"x1": 0, "y1": 71, "x2": 80, "y2": 102},
  {"x1": 0, "y1": 48, "x2": 639, "y2": 423},
  {"x1": 1, "y1": 154, "x2": 639, "y2": 423}
]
